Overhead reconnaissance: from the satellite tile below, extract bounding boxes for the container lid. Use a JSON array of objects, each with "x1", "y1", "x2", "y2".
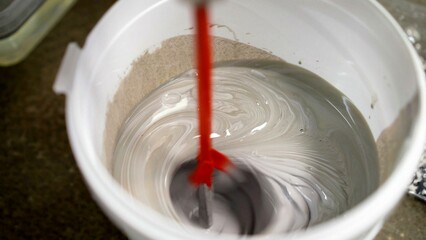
[{"x1": 0, "y1": 0, "x2": 45, "y2": 39}]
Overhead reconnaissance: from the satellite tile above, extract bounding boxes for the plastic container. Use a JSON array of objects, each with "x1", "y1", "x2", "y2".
[
  {"x1": 0, "y1": 0, "x2": 77, "y2": 66},
  {"x1": 54, "y1": 0, "x2": 426, "y2": 239}
]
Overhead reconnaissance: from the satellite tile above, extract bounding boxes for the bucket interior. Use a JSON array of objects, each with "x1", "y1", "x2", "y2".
[
  {"x1": 70, "y1": 0, "x2": 422, "y2": 238},
  {"x1": 76, "y1": 0, "x2": 422, "y2": 178}
]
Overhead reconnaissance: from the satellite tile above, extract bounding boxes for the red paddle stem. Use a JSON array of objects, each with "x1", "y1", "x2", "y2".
[{"x1": 190, "y1": 4, "x2": 231, "y2": 188}]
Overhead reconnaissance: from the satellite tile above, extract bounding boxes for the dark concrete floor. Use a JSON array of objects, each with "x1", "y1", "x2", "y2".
[
  {"x1": 0, "y1": 1, "x2": 126, "y2": 239},
  {"x1": 0, "y1": 1, "x2": 424, "y2": 239}
]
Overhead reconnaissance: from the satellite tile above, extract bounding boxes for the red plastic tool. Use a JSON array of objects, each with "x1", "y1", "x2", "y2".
[{"x1": 189, "y1": 3, "x2": 231, "y2": 188}]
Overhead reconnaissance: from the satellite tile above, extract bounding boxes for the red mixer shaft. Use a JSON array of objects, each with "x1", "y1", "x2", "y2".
[{"x1": 189, "y1": 2, "x2": 231, "y2": 188}]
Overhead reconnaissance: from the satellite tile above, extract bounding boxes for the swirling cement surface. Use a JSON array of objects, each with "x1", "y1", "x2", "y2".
[{"x1": 112, "y1": 60, "x2": 379, "y2": 235}]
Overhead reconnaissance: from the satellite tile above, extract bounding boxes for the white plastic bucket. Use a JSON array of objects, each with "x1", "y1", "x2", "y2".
[{"x1": 54, "y1": 0, "x2": 426, "y2": 239}]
